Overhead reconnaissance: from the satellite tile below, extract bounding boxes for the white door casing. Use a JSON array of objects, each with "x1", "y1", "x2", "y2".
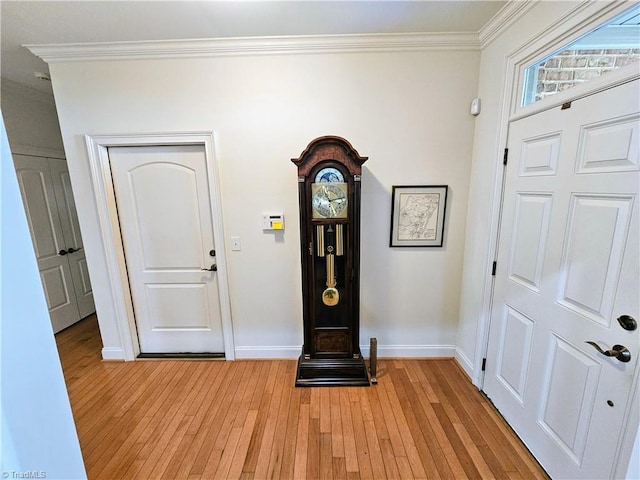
[
  {"x1": 484, "y1": 80, "x2": 639, "y2": 479},
  {"x1": 109, "y1": 145, "x2": 224, "y2": 354},
  {"x1": 84, "y1": 132, "x2": 235, "y2": 360},
  {"x1": 13, "y1": 154, "x2": 95, "y2": 332}
]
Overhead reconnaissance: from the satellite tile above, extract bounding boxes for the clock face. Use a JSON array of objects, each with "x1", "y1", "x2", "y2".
[
  {"x1": 314, "y1": 167, "x2": 345, "y2": 183},
  {"x1": 311, "y1": 183, "x2": 348, "y2": 219}
]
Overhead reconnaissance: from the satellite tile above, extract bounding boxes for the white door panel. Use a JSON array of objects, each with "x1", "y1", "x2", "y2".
[
  {"x1": 485, "y1": 80, "x2": 639, "y2": 479},
  {"x1": 15, "y1": 157, "x2": 62, "y2": 258},
  {"x1": 109, "y1": 145, "x2": 224, "y2": 354}
]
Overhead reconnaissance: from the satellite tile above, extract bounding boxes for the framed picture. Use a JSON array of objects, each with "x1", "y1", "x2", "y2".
[{"x1": 390, "y1": 185, "x2": 448, "y2": 247}]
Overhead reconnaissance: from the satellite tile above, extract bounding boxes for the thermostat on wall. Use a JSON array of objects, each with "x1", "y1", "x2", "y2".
[{"x1": 262, "y1": 213, "x2": 285, "y2": 230}]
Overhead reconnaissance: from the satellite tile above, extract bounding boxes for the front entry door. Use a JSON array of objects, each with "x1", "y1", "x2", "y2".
[
  {"x1": 484, "y1": 80, "x2": 639, "y2": 479},
  {"x1": 109, "y1": 145, "x2": 225, "y2": 354}
]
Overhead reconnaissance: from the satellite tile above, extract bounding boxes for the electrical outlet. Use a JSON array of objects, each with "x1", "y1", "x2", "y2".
[{"x1": 231, "y1": 236, "x2": 241, "y2": 251}]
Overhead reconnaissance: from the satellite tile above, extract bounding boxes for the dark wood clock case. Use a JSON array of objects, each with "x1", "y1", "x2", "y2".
[{"x1": 292, "y1": 136, "x2": 370, "y2": 387}]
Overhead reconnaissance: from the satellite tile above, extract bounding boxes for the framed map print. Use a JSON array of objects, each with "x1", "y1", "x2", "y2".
[{"x1": 389, "y1": 185, "x2": 448, "y2": 247}]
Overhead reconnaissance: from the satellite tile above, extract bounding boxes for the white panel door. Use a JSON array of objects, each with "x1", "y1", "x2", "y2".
[
  {"x1": 484, "y1": 80, "x2": 639, "y2": 479},
  {"x1": 49, "y1": 158, "x2": 95, "y2": 318},
  {"x1": 13, "y1": 154, "x2": 80, "y2": 332},
  {"x1": 109, "y1": 145, "x2": 225, "y2": 354}
]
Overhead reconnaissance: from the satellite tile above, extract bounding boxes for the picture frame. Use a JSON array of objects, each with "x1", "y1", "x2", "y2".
[{"x1": 389, "y1": 185, "x2": 448, "y2": 247}]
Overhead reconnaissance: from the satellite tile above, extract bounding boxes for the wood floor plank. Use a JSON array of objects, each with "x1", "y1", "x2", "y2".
[
  {"x1": 280, "y1": 376, "x2": 302, "y2": 479},
  {"x1": 55, "y1": 317, "x2": 549, "y2": 480},
  {"x1": 331, "y1": 388, "x2": 345, "y2": 459},
  {"x1": 265, "y1": 361, "x2": 294, "y2": 479},
  {"x1": 307, "y1": 417, "x2": 321, "y2": 479},
  {"x1": 320, "y1": 432, "x2": 334, "y2": 480},
  {"x1": 350, "y1": 390, "x2": 374, "y2": 480},
  {"x1": 293, "y1": 403, "x2": 310, "y2": 479},
  {"x1": 228, "y1": 409, "x2": 259, "y2": 479},
  {"x1": 253, "y1": 362, "x2": 288, "y2": 480},
  {"x1": 340, "y1": 388, "x2": 360, "y2": 474},
  {"x1": 359, "y1": 388, "x2": 386, "y2": 480},
  {"x1": 378, "y1": 438, "x2": 400, "y2": 480},
  {"x1": 333, "y1": 455, "x2": 347, "y2": 480}
]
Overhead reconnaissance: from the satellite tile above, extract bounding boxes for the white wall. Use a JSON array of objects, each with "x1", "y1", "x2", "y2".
[
  {"x1": 0, "y1": 114, "x2": 86, "y2": 479},
  {"x1": 48, "y1": 47, "x2": 479, "y2": 359},
  {"x1": 1, "y1": 79, "x2": 65, "y2": 153}
]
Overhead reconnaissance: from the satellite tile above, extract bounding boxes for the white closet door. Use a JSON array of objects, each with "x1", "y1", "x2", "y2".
[
  {"x1": 49, "y1": 159, "x2": 95, "y2": 318},
  {"x1": 13, "y1": 154, "x2": 80, "y2": 332}
]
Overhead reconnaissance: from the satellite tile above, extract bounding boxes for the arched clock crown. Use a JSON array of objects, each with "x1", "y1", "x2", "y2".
[{"x1": 292, "y1": 136, "x2": 370, "y2": 387}]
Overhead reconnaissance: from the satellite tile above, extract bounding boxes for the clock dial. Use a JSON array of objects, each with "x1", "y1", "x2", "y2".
[
  {"x1": 315, "y1": 167, "x2": 345, "y2": 183},
  {"x1": 312, "y1": 183, "x2": 348, "y2": 219}
]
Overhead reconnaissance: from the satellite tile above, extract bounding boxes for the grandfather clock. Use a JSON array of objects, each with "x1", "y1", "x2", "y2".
[{"x1": 292, "y1": 136, "x2": 370, "y2": 386}]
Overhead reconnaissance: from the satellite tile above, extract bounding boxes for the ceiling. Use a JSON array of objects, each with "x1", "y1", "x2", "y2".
[{"x1": 1, "y1": 1, "x2": 507, "y2": 95}]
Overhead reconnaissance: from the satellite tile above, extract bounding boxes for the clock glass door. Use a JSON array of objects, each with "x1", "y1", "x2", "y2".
[{"x1": 312, "y1": 223, "x2": 351, "y2": 357}]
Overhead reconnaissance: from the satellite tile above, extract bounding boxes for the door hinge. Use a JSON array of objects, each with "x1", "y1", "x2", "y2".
[
  {"x1": 503, "y1": 148, "x2": 509, "y2": 166},
  {"x1": 482, "y1": 358, "x2": 487, "y2": 371},
  {"x1": 491, "y1": 261, "x2": 497, "y2": 276}
]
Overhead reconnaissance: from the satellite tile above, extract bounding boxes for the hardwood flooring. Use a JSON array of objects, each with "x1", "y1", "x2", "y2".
[{"x1": 56, "y1": 315, "x2": 548, "y2": 479}]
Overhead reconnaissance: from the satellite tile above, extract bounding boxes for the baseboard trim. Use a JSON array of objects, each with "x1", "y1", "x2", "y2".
[
  {"x1": 101, "y1": 347, "x2": 125, "y2": 361},
  {"x1": 234, "y1": 344, "x2": 456, "y2": 360},
  {"x1": 234, "y1": 346, "x2": 302, "y2": 359},
  {"x1": 361, "y1": 344, "x2": 456, "y2": 358},
  {"x1": 454, "y1": 347, "x2": 474, "y2": 379}
]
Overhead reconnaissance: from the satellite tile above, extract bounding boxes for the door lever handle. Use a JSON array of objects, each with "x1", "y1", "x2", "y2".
[
  {"x1": 67, "y1": 247, "x2": 83, "y2": 254},
  {"x1": 58, "y1": 249, "x2": 68, "y2": 256},
  {"x1": 201, "y1": 264, "x2": 217, "y2": 272},
  {"x1": 585, "y1": 341, "x2": 631, "y2": 363}
]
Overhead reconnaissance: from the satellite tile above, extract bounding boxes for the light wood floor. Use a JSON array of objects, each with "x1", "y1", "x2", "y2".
[{"x1": 56, "y1": 315, "x2": 548, "y2": 480}]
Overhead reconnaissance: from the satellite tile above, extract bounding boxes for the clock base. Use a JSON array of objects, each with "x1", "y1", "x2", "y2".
[{"x1": 295, "y1": 351, "x2": 370, "y2": 387}]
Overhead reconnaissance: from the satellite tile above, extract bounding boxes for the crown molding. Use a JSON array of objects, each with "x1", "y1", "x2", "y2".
[
  {"x1": 479, "y1": 0, "x2": 539, "y2": 48},
  {"x1": 26, "y1": 32, "x2": 481, "y2": 63}
]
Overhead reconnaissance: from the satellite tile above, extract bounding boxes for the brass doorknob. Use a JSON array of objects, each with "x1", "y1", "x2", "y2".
[{"x1": 585, "y1": 342, "x2": 631, "y2": 363}]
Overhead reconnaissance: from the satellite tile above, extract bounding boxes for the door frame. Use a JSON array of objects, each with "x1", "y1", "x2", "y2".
[
  {"x1": 84, "y1": 132, "x2": 235, "y2": 360},
  {"x1": 474, "y1": 2, "x2": 640, "y2": 477}
]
